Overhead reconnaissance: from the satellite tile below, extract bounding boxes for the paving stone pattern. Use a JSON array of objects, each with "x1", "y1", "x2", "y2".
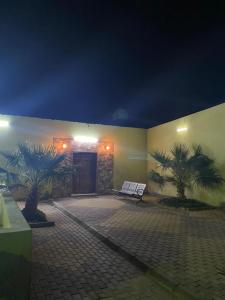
[
  {"x1": 30, "y1": 203, "x2": 174, "y2": 300},
  {"x1": 55, "y1": 196, "x2": 225, "y2": 300}
]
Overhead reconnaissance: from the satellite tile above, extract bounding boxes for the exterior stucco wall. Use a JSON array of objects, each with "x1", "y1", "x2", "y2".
[
  {"x1": 147, "y1": 103, "x2": 225, "y2": 206},
  {"x1": 0, "y1": 114, "x2": 147, "y2": 193}
]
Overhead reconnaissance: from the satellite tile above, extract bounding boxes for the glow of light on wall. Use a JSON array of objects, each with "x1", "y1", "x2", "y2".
[
  {"x1": 176, "y1": 127, "x2": 188, "y2": 133},
  {"x1": 62, "y1": 143, "x2": 67, "y2": 149},
  {"x1": 0, "y1": 120, "x2": 10, "y2": 127},
  {"x1": 74, "y1": 136, "x2": 98, "y2": 143}
]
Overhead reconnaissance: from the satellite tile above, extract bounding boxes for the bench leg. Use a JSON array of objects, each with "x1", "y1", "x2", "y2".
[{"x1": 136, "y1": 196, "x2": 144, "y2": 205}]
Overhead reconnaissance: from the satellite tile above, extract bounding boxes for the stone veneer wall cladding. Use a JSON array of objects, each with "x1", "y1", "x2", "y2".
[
  {"x1": 96, "y1": 154, "x2": 113, "y2": 193},
  {"x1": 52, "y1": 138, "x2": 114, "y2": 197}
]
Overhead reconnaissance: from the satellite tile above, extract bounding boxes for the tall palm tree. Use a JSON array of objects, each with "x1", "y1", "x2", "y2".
[
  {"x1": 149, "y1": 144, "x2": 224, "y2": 200},
  {"x1": 0, "y1": 143, "x2": 73, "y2": 221}
]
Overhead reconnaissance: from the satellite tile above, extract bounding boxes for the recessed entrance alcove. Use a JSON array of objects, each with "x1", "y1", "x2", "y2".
[{"x1": 52, "y1": 137, "x2": 114, "y2": 197}]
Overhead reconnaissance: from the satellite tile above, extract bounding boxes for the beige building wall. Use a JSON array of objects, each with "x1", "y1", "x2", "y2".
[
  {"x1": 147, "y1": 103, "x2": 225, "y2": 206},
  {"x1": 0, "y1": 114, "x2": 147, "y2": 190}
]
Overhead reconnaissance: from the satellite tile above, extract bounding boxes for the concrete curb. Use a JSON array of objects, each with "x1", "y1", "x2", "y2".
[{"x1": 52, "y1": 201, "x2": 201, "y2": 300}]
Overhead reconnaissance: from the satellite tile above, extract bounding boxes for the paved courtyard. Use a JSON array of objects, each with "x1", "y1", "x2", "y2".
[
  {"x1": 54, "y1": 195, "x2": 225, "y2": 300},
  {"x1": 29, "y1": 202, "x2": 175, "y2": 300}
]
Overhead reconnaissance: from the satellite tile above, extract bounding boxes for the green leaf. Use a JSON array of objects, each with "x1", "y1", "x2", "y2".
[
  {"x1": 149, "y1": 170, "x2": 166, "y2": 188},
  {"x1": 151, "y1": 150, "x2": 172, "y2": 169},
  {"x1": 0, "y1": 143, "x2": 71, "y2": 217},
  {"x1": 149, "y1": 143, "x2": 224, "y2": 197},
  {"x1": 171, "y1": 144, "x2": 189, "y2": 165},
  {"x1": 194, "y1": 167, "x2": 224, "y2": 189}
]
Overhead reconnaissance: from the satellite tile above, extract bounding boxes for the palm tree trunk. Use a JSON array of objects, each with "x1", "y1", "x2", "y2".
[
  {"x1": 177, "y1": 182, "x2": 186, "y2": 200},
  {"x1": 24, "y1": 186, "x2": 38, "y2": 216}
]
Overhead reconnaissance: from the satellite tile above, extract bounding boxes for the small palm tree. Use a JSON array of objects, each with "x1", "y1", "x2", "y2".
[
  {"x1": 149, "y1": 144, "x2": 224, "y2": 200},
  {"x1": 0, "y1": 143, "x2": 73, "y2": 221}
]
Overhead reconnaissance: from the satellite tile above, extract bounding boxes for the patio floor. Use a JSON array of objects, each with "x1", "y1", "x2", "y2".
[
  {"x1": 54, "y1": 195, "x2": 225, "y2": 300},
  {"x1": 28, "y1": 202, "x2": 175, "y2": 300}
]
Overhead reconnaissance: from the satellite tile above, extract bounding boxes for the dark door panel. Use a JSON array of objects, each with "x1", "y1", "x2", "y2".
[{"x1": 73, "y1": 152, "x2": 97, "y2": 193}]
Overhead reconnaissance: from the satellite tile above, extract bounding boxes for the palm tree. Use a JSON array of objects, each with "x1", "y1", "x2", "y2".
[
  {"x1": 149, "y1": 144, "x2": 224, "y2": 200},
  {"x1": 0, "y1": 143, "x2": 73, "y2": 221}
]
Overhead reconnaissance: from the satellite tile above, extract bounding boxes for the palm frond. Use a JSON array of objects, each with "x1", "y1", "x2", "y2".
[
  {"x1": 18, "y1": 143, "x2": 41, "y2": 171},
  {"x1": 189, "y1": 144, "x2": 213, "y2": 166},
  {"x1": 165, "y1": 175, "x2": 177, "y2": 185},
  {"x1": 192, "y1": 144, "x2": 203, "y2": 156},
  {"x1": 194, "y1": 167, "x2": 224, "y2": 189},
  {"x1": 149, "y1": 143, "x2": 224, "y2": 198},
  {"x1": 149, "y1": 170, "x2": 166, "y2": 188},
  {"x1": 44, "y1": 154, "x2": 66, "y2": 170},
  {"x1": 151, "y1": 150, "x2": 172, "y2": 169},
  {"x1": 0, "y1": 150, "x2": 20, "y2": 168},
  {"x1": 38, "y1": 165, "x2": 74, "y2": 185},
  {"x1": 171, "y1": 144, "x2": 189, "y2": 162},
  {"x1": 0, "y1": 143, "x2": 69, "y2": 191},
  {"x1": 0, "y1": 167, "x2": 8, "y2": 173}
]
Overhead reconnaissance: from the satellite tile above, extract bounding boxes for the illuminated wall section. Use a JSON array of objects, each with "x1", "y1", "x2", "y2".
[
  {"x1": 147, "y1": 102, "x2": 225, "y2": 206},
  {"x1": 0, "y1": 114, "x2": 147, "y2": 194}
]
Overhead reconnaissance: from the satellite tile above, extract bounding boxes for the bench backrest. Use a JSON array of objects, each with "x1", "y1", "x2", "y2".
[
  {"x1": 128, "y1": 182, "x2": 138, "y2": 193},
  {"x1": 136, "y1": 183, "x2": 146, "y2": 196},
  {"x1": 121, "y1": 181, "x2": 131, "y2": 192},
  {"x1": 121, "y1": 181, "x2": 146, "y2": 195}
]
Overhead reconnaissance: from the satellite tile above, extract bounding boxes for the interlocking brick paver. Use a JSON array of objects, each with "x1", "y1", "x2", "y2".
[
  {"x1": 55, "y1": 195, "x2": 225, "y2": 300},
  {"x1": 27, "y1": 202, "x2": 174, "y2": 300}
]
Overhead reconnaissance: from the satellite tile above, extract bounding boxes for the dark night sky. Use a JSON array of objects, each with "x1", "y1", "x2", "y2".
[{"x1": 0, "y1": 1, "x2": 225, "y2": 128}]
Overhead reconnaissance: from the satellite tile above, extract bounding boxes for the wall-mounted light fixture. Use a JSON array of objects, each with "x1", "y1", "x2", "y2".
[
  {"x1": 62, "y1": 143, "x2": 67, "y2": 149},
  {"x1": 0, "y1": 120, "x2": 10, "y2": 127},
  {"x1": 176, "y1": 127, "x2": 188, "y2": 133},
  {"x1": 74, "y1": 136, "x2": 98, "y2": 144},
  {"x1": 98, "y1": 142, "x2": 114, "y2": 154}
]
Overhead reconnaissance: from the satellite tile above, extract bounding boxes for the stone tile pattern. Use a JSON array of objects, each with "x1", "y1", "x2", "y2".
[
  {"x1": 55, "y1": 196, "x2": 225, "y2": 300},
  {"x1": 96, "y1": 154, "x2": 113, "y2": 194},
  {"x1": 30, "y1": 203, "x2": 173, "y2": 300}
]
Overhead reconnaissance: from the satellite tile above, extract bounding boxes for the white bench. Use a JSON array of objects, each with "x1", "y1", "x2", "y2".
[{"x1": 112, "y1": 181, "x2": 146, "y2": 203}]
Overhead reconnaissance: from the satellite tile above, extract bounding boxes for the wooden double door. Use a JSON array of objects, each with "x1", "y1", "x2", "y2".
[{"x1": 73, "y1": 152, "x2": 97, "y2": 194}]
